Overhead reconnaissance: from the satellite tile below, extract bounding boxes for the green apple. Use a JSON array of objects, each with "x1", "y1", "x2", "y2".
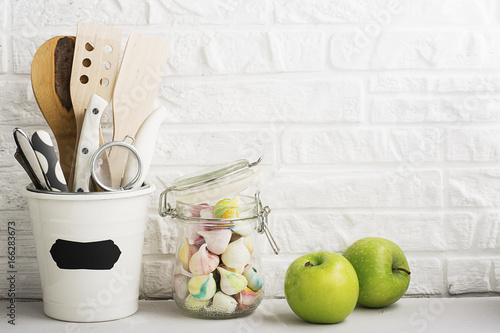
[
  {"x1": 284, "y1": 251, "x2": 359, "y2": 324},
  {"x1": 343, "y1": 237, "x2": 411, "y2": 308}
]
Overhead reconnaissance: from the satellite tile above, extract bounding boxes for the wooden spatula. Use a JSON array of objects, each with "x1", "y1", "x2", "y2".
[
  {"x1": 109, "y1": 31, "x2": 169, "y2": 187},
  {"x1": 31, "y1": 36, "x2": 76, "y2": 188},
  {"x1": 70, "y1": 22, "x2": 122, "y2": 143}
]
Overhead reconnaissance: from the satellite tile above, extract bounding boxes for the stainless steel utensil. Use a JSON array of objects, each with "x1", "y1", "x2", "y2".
[
  {"x1": 13, "y1": 128, "x2": 51, "y2": 191},
  {"x1": 91, "y1": 136, "x2": 143, "y2": 191}
]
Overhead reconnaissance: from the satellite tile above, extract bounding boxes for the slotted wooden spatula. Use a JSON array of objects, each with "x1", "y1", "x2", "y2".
[
  {"x1": 70, "y1": 22, "x2": 122, "y2": 143},
  {"x1": 109, "y1": 31, "x2": 169, "y2": 187}
]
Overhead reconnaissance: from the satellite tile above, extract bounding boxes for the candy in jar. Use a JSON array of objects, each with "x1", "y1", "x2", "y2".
[{"x1": 159, "y1": 158, "x2": 279, "y2": 319}]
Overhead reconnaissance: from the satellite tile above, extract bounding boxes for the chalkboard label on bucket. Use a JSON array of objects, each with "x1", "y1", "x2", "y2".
[{"x1": 50, "y1": 239, "x2": 121, "y2": 270}]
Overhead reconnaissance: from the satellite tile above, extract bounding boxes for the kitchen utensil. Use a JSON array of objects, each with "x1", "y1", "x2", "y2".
[
  {"x1": 14, "y1": 150, "x2": 45, "y2": 190},
  {"x1": 91, "y1": 136, "x2": 142, "y2": 191},
  {"x1": 109, "y1": 31, "x2": 169, "y2": 187},
  {"x1": 70, "y1": 22, "x2": 122, "y2": 144},
  {"x1": 13, "y1": 128, "x2": 50, "y2": 191},
  {"x1": 122, "y1": 105, "x2": 167, "y2": 189},
  {"x1": 72, "y1": 94, "x2": 109, "y2": 192},
  {"x1": 31, "y1": 130, "x2": 69, "y2": 192},
  {"x1": 31, "y1": 36, "x2": 77, "y2": 189}
]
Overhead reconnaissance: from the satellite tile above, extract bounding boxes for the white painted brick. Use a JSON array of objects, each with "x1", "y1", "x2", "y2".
[
  {"x1": 203, "y1": 30, "x2": 326, "y2": 74},
  {"x1": 0, "y1": 171, "x2": 29, "y2": 211},
  {"x1": 158, "y1": 79, "x2": 362, "y2": 123},
  {"x1": 143, "y1": 214, "x2": 178, "y2": 255},
  {"x1": 276, "y1": 0, "x2": 368, "y2": 24},
  {"x1": 369, "y1": 75, "x2": 432, "y2": 93},
  {"x1": 447, "y1": 129, "x2": 500, "y2": 162},
  {"x1": 0, "y1": 1, "x2": 7, "y2": 29},
  {"x1": 267, "y1": 213, "x2": 347, "y2": 254},
  {"x1": 0, "y1": 81, "x2": 44, "y2": 124},
  {"x1": 282, "y1": 127, "x2": 441, "y2": 164},
  {"x1": 493, "y1": 258, "x2": 500, "y2": 293},
  {"x1": 396, "y1": 0, "x2": 495, "y2": 25},
  {"x1": 270, "y1": 212, "x2": 475, "y2": 254},
  {"x1": 275, "y1": 0, "x2": 405, "y2": 24},
  {"x1": 203, "y1": 31, "x2": 273, "y2": 74},
  {"x1": 94, "y1": 0, "x2": 148, "y2": 25},
  {"x1": 276, "y1": 0, "x2": 494, "y2": 25},
  {"x1": 406, "y1": 257, "x2": 444, "y2": 296},
  {"x1": 148, "y1": 0, "x2": 270, "y2": 25},
  {"x1": 152, "y1": 129, "x2": 277, "y2": 166},
  {"x1": 0, "y1": 211, "x2": 33, "y2": 232},
  {"x1": 331, "y1": 31, "x2": 500, "y2": 70},
  {"x1": 477, "y1": 213, "x2": 500, "y2": 249},
  {"x1": 12, "y1": 0, "x2": 147, "y2": 29},
  {"x1": 141, "y1": 257, "x2": 174, "y2": 299},
  {"x1": 161, "y1": 30, "x2": 326, "y2": 76},
  {"x1": 269, "y1": 30, "x2": 326, "y2": 72},
  {"x1": 434, "y1": 76, "x2": 500, "y2": 93},
  {"x1": 261, "y1": 256, "x2": 295, "y2": 298},
  {"x1": 13, "y1": 35, "x2": 42, "y2": 74},
  {"x1": 0, "y1": 232, "x2": 36, "y2": 257},
  {"x1": 0, "y1": 257, "x2": 42, "y2": 299},
  {"x1": 12, "y1": 0, "x2": 73, "y2": 29},
  {"x1": 369, "y1": 75, "x2": 500, "y2": 93},
  {"x1": 0, "y1": 132, "x2": 17, "y2": 168},
  {"x1": 0, "y1": 35, "x2": 6, "y2": 73},
  {"x1": 448, "y1": 169, "x2": 500, "y2": 207},
  {"x1": 159, "y1": 32, "x2": 206, "y2": 76},
  {"x1": 259, "y1": 169, "x2": 442, "y2": 209},
  {"x1": 370, "y1": 96, "x2": 500, "y2": 123},
  {"x1": 447, "y1": 258, "x2": 492, "y2": 294}
]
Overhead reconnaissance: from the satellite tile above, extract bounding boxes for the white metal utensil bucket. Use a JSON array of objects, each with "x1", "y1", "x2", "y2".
[{"x1": 22, "y1": 183, "x2": 155, "y2": 322}]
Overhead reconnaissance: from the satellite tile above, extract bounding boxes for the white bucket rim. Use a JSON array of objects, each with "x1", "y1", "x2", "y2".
[{"x1": 22, "y1": 182, "x2": 156, "y2": 201}]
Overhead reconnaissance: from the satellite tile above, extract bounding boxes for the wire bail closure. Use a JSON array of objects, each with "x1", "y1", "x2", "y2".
[
  {"x1": 158, "y1": 186, "x2": 175, "y2": 218},
  {"x1": 255, "y1": 191, "x2": 280, "y2": 255}
]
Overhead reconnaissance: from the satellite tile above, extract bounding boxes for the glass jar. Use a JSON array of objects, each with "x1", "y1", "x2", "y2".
[{"x1": 158, "y1": 158, "x2": 279, "y2": 319}]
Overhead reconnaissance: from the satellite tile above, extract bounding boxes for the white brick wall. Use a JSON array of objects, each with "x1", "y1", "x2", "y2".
[{"x1": 1, "y1": 0, "x2": 500, "y2": 300}]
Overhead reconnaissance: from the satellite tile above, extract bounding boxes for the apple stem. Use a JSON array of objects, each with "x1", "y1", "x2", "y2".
[
  {"x1": 393, "y1": 267, "x2": 411, "y2": 275},
  {"x1": 304, "y1": 261, "x2": 314, "y2": 267}
]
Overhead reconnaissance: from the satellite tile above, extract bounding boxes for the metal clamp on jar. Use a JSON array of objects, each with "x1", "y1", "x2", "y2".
[{"x1": 158, "y1": 158, "x2": 279, "y2": 319}]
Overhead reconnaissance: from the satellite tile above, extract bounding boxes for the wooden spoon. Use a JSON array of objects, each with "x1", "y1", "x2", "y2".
[{"x1": 31, "y1": 36, "x2": 76, "y2": 189}]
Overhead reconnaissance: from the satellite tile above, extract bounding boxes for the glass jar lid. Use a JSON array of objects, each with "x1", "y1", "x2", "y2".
[{"x1": 167, "y1": 157, "x2": 262, "y2": 204}]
